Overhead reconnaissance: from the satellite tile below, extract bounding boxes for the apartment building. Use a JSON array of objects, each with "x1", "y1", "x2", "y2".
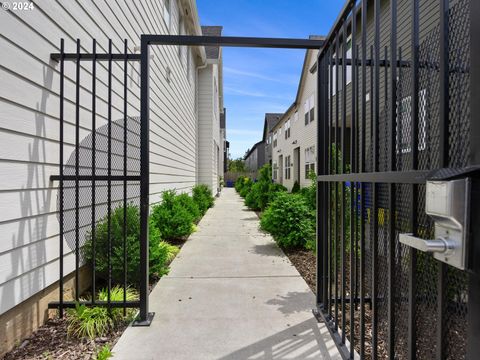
[
  {"x1": 244, "y1": 140, "x2": 265, "y2": 173},
  {"x1": 263, "y1": 113, "x2": 282, "y2": 165},
  {"x1": 269, "y1": 43, "x2": 321, "y2": 190},
  {"x1": 0, "y1": 0, "x2": 223, "y2": 354}
]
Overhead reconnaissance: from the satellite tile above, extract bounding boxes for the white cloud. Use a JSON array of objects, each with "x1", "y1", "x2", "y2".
[{"x1": 224, "y1": 66, "x2": 295, "y2": 84}]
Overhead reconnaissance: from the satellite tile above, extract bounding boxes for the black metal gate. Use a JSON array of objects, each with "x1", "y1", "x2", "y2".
[
  {"x1": 48, "y1": 35, "x2": 325, "y2": 326},
  {"x1": 49, "y1": 38, "x2": 152, "y2": 325},
  {"x1": 315, "y1": 0, "x2": 480, "y2": 359}
]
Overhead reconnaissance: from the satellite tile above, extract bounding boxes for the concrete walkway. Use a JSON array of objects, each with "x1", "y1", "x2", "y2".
[{"x1": 113, "y1": 188, "x2": 340, "y2": 360}]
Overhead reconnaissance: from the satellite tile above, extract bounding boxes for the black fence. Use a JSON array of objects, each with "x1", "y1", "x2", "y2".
[
  {"x1": 315, "y1": 0, "x2": 480, "y2": 359},
  {"x1": 49, "y1": 38, "x2": 152, "y2": 325}
]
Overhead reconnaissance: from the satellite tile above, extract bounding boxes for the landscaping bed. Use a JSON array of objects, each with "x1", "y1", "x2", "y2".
[
  {"x1": 282, "y1": 247, "x2": 316, "y2": 292},
  {"x1": 2, "y1": 185, "x2": 216, "y2": 360},
  {"x1": 2, "y1": 317, "x2": 125, "y2": 360}
]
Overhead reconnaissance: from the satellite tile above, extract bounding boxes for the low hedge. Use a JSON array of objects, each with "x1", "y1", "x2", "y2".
[
  {"x1": 192, "y1": 184, "x2": 215, "y2": 215},
  {"x1": 260, "y1": 192, "x2": 316, "y2": 250},
  {"x1": 83, "y1": 203, "x2": 175, "y2": 283},
  {"x1": 151, "y1": 190, "x2": 199, "y2": 240}
]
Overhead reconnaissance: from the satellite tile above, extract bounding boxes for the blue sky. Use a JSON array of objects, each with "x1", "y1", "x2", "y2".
[{"x1": 197, "y1": 0, "x2": 345, "y2": 159}]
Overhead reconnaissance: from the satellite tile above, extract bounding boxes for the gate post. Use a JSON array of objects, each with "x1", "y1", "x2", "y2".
[
  {"x1": 316, "y1": 48, "x2": 329, "y2": 309},
  {"x1": 134, "y1": 35, "x2": 154, "y2": 326}
]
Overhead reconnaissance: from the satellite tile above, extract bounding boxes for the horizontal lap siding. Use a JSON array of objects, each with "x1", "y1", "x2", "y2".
[
  {"x1": 0, "y1": 0, "x2": 198, "y2": 314},
  {"x1": 197, "y1": 66, "x2": 214, "y2": 189}
]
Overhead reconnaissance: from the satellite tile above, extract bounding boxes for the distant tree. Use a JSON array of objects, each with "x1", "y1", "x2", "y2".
[{"x1": 228, "y1": 157, "x2": 246, "y2": 172}]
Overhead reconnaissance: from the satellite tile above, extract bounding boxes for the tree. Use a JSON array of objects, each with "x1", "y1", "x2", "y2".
[{"x1": 228, "y1": 157, "x2": 247, "y2": 172}]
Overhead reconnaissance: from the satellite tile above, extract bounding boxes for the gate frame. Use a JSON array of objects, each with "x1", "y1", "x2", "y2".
[{"x1": 50, "y1": 35, "x2": 325, "y2": 326}]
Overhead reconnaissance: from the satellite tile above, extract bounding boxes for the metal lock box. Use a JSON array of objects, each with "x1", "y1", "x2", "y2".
[{"x1": 399, "y1": 178, "x2": 470, "y2": 270}]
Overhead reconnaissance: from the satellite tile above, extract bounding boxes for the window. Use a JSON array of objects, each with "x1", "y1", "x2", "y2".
[
  {"x1": 163, "y1": 0, "x2": 171, "y2": 31},
  {"x1": 285, "y1": 155, "x2": 292, "y2": 180},
  {"x1": 304, "y1": 94, "x2": 315, "y2": 125},
  {"x1": 331, "y1": 36, "x2": 352, "y2": 95},
  {"x1": 273, "y1": 161, "x2": 278, "y2": 180},
  {"x1": 294, "y1": 111, "x2": 298, "y2": 123},
  {"x1": 284, "y1": 119, "x2": 291, "y2": 139},
  {"x1": 273, "y1": 132, "x2": 278, "y2": 148},
  {"x1": 305, "y1": 146, "x2": 316, "y2": 178},
  {"x1": 396, "y1": 89, "x2": 427, "y2": 154}
]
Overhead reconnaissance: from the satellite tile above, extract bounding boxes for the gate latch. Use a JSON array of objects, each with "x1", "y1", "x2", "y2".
[{"x1": 399, "y1": 178, "x2": 470, "y2": 270}]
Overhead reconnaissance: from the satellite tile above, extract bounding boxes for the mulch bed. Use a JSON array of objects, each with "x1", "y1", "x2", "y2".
[
  {"x1": 2, "y1": 237, "x2": 189, "y2": 360},
  {"x1": 282, "y1": 247, "x2": 317, "y2": 292},
  {"x1": 2, "y1": 317, "x2": 127, "y2": 360}
]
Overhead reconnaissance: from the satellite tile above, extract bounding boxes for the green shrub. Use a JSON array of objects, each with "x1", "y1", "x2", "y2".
[
  {"x1": 239, "y1": 177, "x2": 253, "y2": 198},
  {"x1": 177, "y1": 192, "x2": 201, "y2": 222},
  {"x1": 151, "y1": 190, "x2": 198, "y2": 240},
  {"x1": 96, "y1": 345, "x2": 112, "y2": 360},
  {"x1": 97, "y1": 286, "x2": 138, "y2": 322},
  {"x1": 260, "y1": 192, "x2": 316, "y2": 249},
  {"x1": 234, "y1": 177, "x2": 245, "y2": 192},
  {"x1": 192, "y1": 184, "x2": 215, "y2": 215},
  {"x1": 300, "y1": 170, "x2": 317, "y2": 210},
  {"x1": 291, "y1": 181, "x2": 300, "y2": 193},
  {"x1": 67, "y1": 304, "x2": 113, "y2": 339},
  {"x1": 83, "y1": 204, "x2": 164, "y2": 284},
  {"x1": 66, "y1": 286, "x2": 146, "y2": 340},
  {"x1": 245, "y1": 182, "x2": 261, "y2": 210},
  {"x1": 243, "y1": 165, "x2": 286, "y2": 211}
]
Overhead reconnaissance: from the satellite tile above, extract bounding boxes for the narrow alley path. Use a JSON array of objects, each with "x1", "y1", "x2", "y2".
[{"x1": 113, "y1": 188, "x2": 340, "y2": 360}]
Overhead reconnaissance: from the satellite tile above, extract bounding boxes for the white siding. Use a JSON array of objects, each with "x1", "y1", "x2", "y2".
[
  {"x1": 0, "y1": 0, "x2": 202, "y2": 315},
  {"x1": 197, "y1": 62, "x2": 221, "y2": 193},
  {"x1": 272, "y1": 50, "x2": 319, "y2": 191}
]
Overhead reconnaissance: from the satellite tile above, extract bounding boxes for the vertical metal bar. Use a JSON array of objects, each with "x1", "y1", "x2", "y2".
[
  {"x1": 334, "y1": 33, "x2": 340, "y2": 332},
  {"x1": 349, "y1": 12, "x2": 357, "y2": 358},
  {"x1": 388, "y1": 1, "x2": 397, "y2": 358},
  {"x1": 317, "y1": 50, "x2": 325, "y2": 307},
  {"x1": 74, "y1": 39, "x2": 81, "y2": 302},
  {"x1": 327, "y1": 48, "x2": 332, "y2": 319},
  {"x1": 341, "y1": 21, "x2": 347, "y2": 346},
  {"x1": 467, "y1": 0, "x2": 480, "y2": 358},
  {"x1": 372, "y1": 0, "x2": 381, "y2": 356},
  {"x1": 107, "y1": 39, "x2": 113, "y2": 311},
  {"x1": 328, "y1": 46, "x2": 334, "y2": 319},
  {"x1": 408, "y1": 0, "x2": 419, "y2": 358},
  {"x1": 138, "y1": 35, "x2": 151, "y2": 323},
  {"x1": 91, "y1": 39, "x2": 97, "y2": 305},
  {"x1": 360, "y1": 1, "x2": 367, "y2": 356},
  {"x1": 123, "y1": 39, "x2": 128, "y2": 315},
  {"x1": 59, "y1": 38, "x2": 65, "y2": 318},
  {"x1": 438, "y1": 0, "x2": 449, "y2": 358},
  {"x1": 322, "y1": 55, "x2": 329, "y2": 308}
]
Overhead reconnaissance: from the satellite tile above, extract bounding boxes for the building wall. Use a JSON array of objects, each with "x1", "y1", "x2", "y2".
[
  {"x1": 198, "y1": 62, "x2": 221, "y2": 194},
  {"x1": 245, "y1": 147, "x2": 258, "y2": 172},
  {"x1": 0, "y1": 0, "x2": 204, "y2": 333},
  {"x1": 272, "y1": 50, "x2": 319, "y2": 191}
]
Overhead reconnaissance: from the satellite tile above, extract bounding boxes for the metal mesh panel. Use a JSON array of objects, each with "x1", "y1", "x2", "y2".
[
  {"x1": 320, "y1": 1, "x2": 472, "y2": 358},
  {"x1": 376, "y1": 183, "x2": 389, "y2": 358},
  {"x1": 393, "y1": 184, "x2": 411, "y2": 359},
  {"x1": 448, "y1": 0, "x2": 470, "y2": 169},
  {"x1": 59, "y1": 114, "x2": 141, "y2": 282},
  {"x1": 444, "y1": 1, "x2": 470, "y2": 358},
  {"x1": 415, "y1": 184, "x2": 438, "y2": 359}
]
